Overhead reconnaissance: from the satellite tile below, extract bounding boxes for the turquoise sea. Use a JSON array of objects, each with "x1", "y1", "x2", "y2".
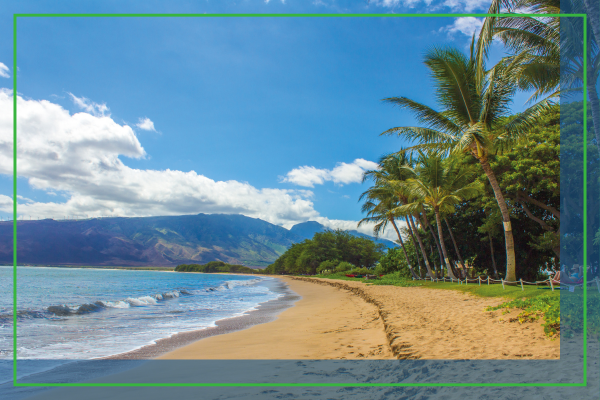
[{"x1": 0, "y1": 266, "x2": 281, "y2": 383}]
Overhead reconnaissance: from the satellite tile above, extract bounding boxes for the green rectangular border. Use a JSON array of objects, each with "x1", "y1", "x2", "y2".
[{"x1": 11, "y1": 12, "x2": 589, "y2": 388}]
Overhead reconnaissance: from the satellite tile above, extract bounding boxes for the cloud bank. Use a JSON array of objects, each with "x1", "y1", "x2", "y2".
[
  {"x1": 0, "y1": 90, "x2": 401, "y2": 240},
  {"x1": 0, "y1": 89, "x2": 319, "y2": 227}
]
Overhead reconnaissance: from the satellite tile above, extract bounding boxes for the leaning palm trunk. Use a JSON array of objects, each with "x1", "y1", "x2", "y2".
[
  {"x1": 429, "y1": 245, "x2": 442, "y2": 278},
  {"x1": 479, "y1": 159, "x2": 517, "y2": 282},
  {"x1": 419, "y1": 209, "x2": 445, "y2": 268},
  {"x1": 408, "y1": 214, "x2": 435, "y2": 278},
  {"x1": 434, "y1": 208, "x2": 457, "y2": 279},
  {"x1": 488, "y1": 233, "x2": 499, "y2": 279},
  {"x1": 444, "y1": 217, "x2": 468, "y2": 278},
  {"x1": 405, "y1": 216, "x2": 425, "y2": 277},
  {"x1": 390, "y1": 217, "x2": 420, "y2": 279}
]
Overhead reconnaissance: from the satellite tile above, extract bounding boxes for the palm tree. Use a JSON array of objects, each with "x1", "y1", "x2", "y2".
[
  {"x1": 395, "y1": 151, "x2": 484, "y2": 279},
  {"x1": 382, "y1": 43, "x2": 550, "y2": 281},
  {"x1": 363, "y1": 154, "x2": 438, "y2": 278},
  {"x1": 358, "y1": 185, "x2": 420, "y2": 279},
  {"x1": 444, "y1": 215, "x2": 468, "y2": 277},
  {"x1": 477, "y1": 0, "x2": 600, "y2": 155}
]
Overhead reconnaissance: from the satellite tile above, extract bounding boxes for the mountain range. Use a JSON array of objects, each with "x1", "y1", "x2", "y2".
[{"x1": 0, "y1": 214, "x2": 395, "y2": 267}]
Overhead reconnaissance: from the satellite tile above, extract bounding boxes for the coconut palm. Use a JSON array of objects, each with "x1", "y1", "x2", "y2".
[
  {"x1": 394, "y1": 151, "x2": 484, "y2": 279},
  {"x1": 358, "y1": 185, "x2": 421, "y2": 279},
  {"x1": 477, "y1": 0, "x2": 600, "y2": 154},
  {"x1": 363, "y1": 154, "x2": 438, "y2": 278},
  {"x1": 381, "y1": 42, "x2": 551, "y2": 281},
  {"x1": 443, "y1": 215, "x2": 468, "y2": 277}
]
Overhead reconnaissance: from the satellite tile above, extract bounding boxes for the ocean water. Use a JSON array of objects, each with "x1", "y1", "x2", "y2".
[{"x1": 0, "y1": 266, "x2": 281, "y2": 382}]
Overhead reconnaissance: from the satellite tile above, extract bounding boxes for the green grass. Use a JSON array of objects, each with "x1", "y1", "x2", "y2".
[
  {"x1": 316, "y1": 271, "x2": 423, "y2": 287},
  {"x1": 487, "y1": 294, "x2": 560, "y2": 337},
  {"x1": 418, "y1": 280, "x2": 560, "y2": 301}
]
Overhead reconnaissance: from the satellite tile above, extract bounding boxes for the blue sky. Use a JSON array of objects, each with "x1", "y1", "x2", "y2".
[{"x1": 0, "y1": 0, "x2": 529, "y2": 239}]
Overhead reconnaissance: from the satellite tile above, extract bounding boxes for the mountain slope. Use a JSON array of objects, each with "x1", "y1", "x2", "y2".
[{"x1": 0, "y1": 214, "x2": 305, "y2": 267}]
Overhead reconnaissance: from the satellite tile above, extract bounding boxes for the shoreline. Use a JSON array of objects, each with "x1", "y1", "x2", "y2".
[{"x1": 103, "y1": 277, "x2": 299, "y2": 360}]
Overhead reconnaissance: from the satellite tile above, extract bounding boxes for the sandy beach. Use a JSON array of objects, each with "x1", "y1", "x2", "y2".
[{"x1": 160, "y1": 276, "x2": 559, "y2": 360}]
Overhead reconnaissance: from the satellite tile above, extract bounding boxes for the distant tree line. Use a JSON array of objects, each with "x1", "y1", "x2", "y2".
[
  {"x1": 175, "y1": 261, "x2": 260, "y2": 274},
  {"x1": 264, "y1": 230, "x2": 386, "y2": 275}
]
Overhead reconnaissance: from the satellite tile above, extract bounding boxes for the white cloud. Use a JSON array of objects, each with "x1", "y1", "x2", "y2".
[
  {"x1": 371, "y1": 0, "x2": 488, "y2": 10},
  {"x1": 0, "y1": 63, "x2": 9, "y2": 79},
  {"x1": 136, "y1": 117, "x2": 156, "y2": 132},
  {"x1": 281, "y1": 159, "x2": 379, "y2": 188},
  {"x1": 68, "y1": 93, "x2": 110, "y2": 117},
  {"x1": 443, "y1": 0, "x2": 488, "y2": 12},
  {"x1": 0, "y1": 89, "x2": 321, "y2": 227},
  {"x1": 440, "y1": 17, "x2": 484, "y2": 38}
]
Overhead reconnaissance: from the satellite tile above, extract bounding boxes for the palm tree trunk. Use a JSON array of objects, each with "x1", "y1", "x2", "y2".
[
  {"x1": 390, "y1": 217, "x2": 420, "y2": 279},
  {"x1": 429, "y1": 245, "x2": 441, "y2": 278},
  {"x1": 435, "y1": 208, "x2": 457, "y2": 279},
  {"x1": 488, "y1": 233, "x2": 499, "y2": 279},
  {"x1": 418, "y1": 208, "x2": 445, "y2": 268},
  {"x1": 408, "y1": 214, "x2": 435, "y2": 278},
  {"x1": 479, "y1": 159, "x2": 517, "y2": 282},
  {"x1": 444, "y1": 217, "x2": 467, "y2": 278},
  {"x1": 405, "y1": 216, "x2": 425, "y2": 277}
]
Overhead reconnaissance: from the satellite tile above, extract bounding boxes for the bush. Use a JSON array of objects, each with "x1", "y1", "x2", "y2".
[
  {"x1": 349, "y1": 267, "x2": 370, "y2": 275},
  {"x1": 317, "y1": 260, "x2": 339, "y2": 274},
  {"x1": 336, "y1": 261, "x2": 355, "y2": 272},
  {"x1": 377, "y1": 247, "x2": 414, "y2": 278}
]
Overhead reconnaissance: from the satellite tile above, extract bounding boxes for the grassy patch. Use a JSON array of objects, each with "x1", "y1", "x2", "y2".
[
  {"x1": 487, "y1": 295, "x2": 560, "y2": 338},
  {"x1": 316, "y1": 271, "x2": 422, "y2": 287},
  {"x1": 418, "y1": 280, "x2": 560, "y2": 301}
]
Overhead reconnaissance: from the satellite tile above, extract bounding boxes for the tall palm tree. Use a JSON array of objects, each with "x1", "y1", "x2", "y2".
[
  {"x1": 363, "y1": 154, "x2": 438, "y2": 278},
  {"x1": 382, "y1": 43, "x2": 550, "y2": 281},
  {"x1": 358, "y1": 185, "x2": 420, "y2": 279},
  {"x1": 395, "y1": 151, "x2": 484, "y2": 279},
  {"x1": 477, "y1": 0, "x2": 600, "y2": 154}
]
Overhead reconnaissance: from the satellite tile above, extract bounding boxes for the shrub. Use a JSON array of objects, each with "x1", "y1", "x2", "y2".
[
  {"x1": 336, "y1": 261, "x2": 355, "y2": 272},
  {"x1": 317, "y1": 260, "x2": 339, "y2": 274},
  {"x1": 349, "y1": 267, "x2": 370, "y2": 275}
]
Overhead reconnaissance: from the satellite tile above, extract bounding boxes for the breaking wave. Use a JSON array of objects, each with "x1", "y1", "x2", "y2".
[{"x1": 1, "y1": 280, "x2": 262, "y2": 323}]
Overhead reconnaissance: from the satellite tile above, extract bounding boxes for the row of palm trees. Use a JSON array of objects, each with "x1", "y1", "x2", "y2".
[{"x1": 359, "y1": 0, "x2": 598, "y2": 281}]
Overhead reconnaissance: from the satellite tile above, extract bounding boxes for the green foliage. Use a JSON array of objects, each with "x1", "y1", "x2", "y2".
[
  {"x1": 318, "y1": 271, "x2": 422, "y2": 287},
  {"x1": 439, "y1": 107, "x2": 562, "y2": 280},
  {"x1": 264, "y1": 230, "x2": 386, "y2": 275},
  {"x1": 486, "y1": 295, "x2": 560, "y2": 338},
  {"x1": 336, "y1": 261, "x2": 355, "y2": 272},
  {"x1": 317, "y1": 260, "x2": 339, "y2": 274},
  {"x1": 175, "y1": 261, "x2": 261, "y2": 274},
  {"x1": 348, "y1": 267, "x2": 370, "y2": 275},
  {"x1": 377, "y1": 247, "x2": 414, "y2": 278}
]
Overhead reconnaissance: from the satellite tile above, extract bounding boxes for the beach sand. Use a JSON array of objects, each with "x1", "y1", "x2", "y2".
[
  {"x1": 160, "y1": 277, "x2": 393, "y2": 359},
  {"x1": 160, "y1": 276, "x2": 559, "y2": 360}
]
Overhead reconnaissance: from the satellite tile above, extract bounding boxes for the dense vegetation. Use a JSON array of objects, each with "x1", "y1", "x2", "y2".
[
  {"x1": 264, "y1": 230, "x2": 386, "y2": 275},
  {"x1": 175, "y1": 261, "x2": 261, "y2": 274}
]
